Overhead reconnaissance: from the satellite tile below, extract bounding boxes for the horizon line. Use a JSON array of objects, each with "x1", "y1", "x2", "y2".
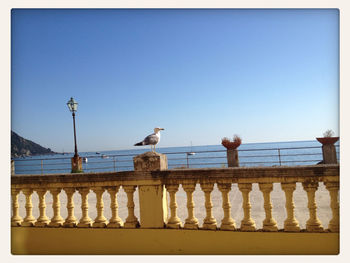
[{"x1": 62, "y1": 138, "x2": 324, "y2": 154}]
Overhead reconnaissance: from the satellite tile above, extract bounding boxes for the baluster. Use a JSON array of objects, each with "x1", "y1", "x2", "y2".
[
  {"x1": 35, "y1": 189, "x2": 50, "y2": 227},
  {"x1": 217, "y1": 183, "x2": 236, "y2": 230},
  {"x1": 259, "y1": 183, "x2": 278, "y2": 231},
  {"x1": 302, "y1": 182, "x2": 324, "y2": 232},
  {"x1": 92, "y1": 187, "x2": 108, "y2": 227},
  {"x1": 11, "y1": 188, "x2": 23, "y2": 226},
  {"x1": 200, "y1": 183, "x2": 217, "y2": 230},
  {"x1": 63, "y1": 188, "x2": 78, "y2": 227},
  {"x1": 77, "y1": 188, "x2": 92, "y2": 227},
  {"x1": 123, "y1": 185, "x2": 139, "y2": 228},
  {"x1": 22, "y1": 189, "x2": 36, "y2": 226},
  {"x1": 107, "y1": 186, "x2": 123, "y2": 228},
  {"x1": 238, "y1": 183, "x2": 256, "y2": 231},
  {"x1": 48, "y1": 188, "x2": 64, "y2": 227},
  {"x1": 281, "y1": 183, "x2": 300, "y2": 232},
  {"x1": 324, "y1": 182, "x2": 339, "y2": 232},
  {"x1": 183, "y1": 183, "x2": 199, "y2": 229},
  {"x1": 165, "y1": 184, "x2": 182, "y2": 229}
]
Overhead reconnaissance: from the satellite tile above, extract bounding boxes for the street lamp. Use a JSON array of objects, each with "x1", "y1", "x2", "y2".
[
  {"x1": 67, "y1": 97, "x2": 79, "y2": 157},
  {"x1": 67, "y1": 97, "x2": 82, "y2": 172}
]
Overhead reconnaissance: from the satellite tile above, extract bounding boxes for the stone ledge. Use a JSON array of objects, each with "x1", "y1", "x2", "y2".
[{"x1": 11, "y1": 164, "x2": 339, "y2": 187}]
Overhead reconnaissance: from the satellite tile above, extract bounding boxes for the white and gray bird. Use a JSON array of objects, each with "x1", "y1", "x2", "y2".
[{"x1": 134, "y1": 127, "x2": 165, "y2": 152}]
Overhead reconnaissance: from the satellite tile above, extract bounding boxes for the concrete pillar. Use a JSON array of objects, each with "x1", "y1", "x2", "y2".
[
  {"x1": 71, "y1": 156, "x2": 83, "y2": 173},
  {"x1": 317, "y1": 137, "x2": 339, "y2": 164},
  {"x1": 133, "y1": 151, "x2": 168, "y2": 171},
  {"x1": 227, "y1": 149, "x2": 239, "y2": 167},
  {"x1": 322, "y1": 144, "x2": 337, "y2": 164},
  {"x1": 133, "y1": 152, "x2": 168, "y2": 228}
]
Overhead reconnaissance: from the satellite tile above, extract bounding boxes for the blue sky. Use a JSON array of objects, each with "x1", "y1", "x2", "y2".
[{"x1": 11, "y1": 9, "x2": 339, "y2": 152}]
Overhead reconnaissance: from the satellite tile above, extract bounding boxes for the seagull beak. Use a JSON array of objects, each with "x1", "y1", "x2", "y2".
[{"x1": 160, "y1": 128, "x2": 164, "y2": 130}]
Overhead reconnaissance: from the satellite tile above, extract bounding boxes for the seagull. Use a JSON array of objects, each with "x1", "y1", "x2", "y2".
[{"x1": 134, "y1": 127, "x2": 164, "y2": 152}]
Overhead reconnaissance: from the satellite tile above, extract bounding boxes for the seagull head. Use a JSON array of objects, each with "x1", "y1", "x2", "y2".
[{"x1": 154, "y1": 127, "x2": 164, "y2": 133}]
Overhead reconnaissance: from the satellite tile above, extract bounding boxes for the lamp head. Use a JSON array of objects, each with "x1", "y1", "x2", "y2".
[{"x1": 67, "y1": 97, "x2": 78, "y2": 113}]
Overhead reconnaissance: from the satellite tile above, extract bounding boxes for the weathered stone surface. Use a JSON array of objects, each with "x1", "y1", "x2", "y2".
[
  {"x1": 133, "y1": 152, "x2": 168, "y2": 171},
  {"x1": 11, "y1": 164, "x2": 339, "y2": 188},
  {"x1": 71, "y1": 157, "x2": 83, "y2": 173},
  {"x1": 133, "y1": 152, "x2": 168, "y2": 228},
  {"x1": 322, "y1": 144, "x2": 338, "y2": 164},
  {"x1": 227, "y1": 149, "x2": 239, "y2": 167}
]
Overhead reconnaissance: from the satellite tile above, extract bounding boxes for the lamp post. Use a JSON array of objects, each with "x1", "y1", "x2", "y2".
[{"x1": 67, "y1": 97, "x2": 82, "y2": 173}]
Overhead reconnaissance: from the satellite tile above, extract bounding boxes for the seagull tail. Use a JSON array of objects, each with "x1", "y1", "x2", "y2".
[{"x1": 134, "y1": 142, "x2": 144, "y2": 146}]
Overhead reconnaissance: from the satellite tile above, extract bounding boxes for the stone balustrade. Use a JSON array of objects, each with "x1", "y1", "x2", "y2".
[{"x1": 11, "y1": 163, "x2": 339, "y2": 233}]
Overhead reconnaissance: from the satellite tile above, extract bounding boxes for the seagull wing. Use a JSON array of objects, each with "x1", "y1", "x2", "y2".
[{"x1": 143, "y1": 133, "x2": 159, "y2": 145}]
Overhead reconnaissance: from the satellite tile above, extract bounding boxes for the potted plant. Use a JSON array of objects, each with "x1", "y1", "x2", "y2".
[
  {"x1": 316, "y1": 129, "x2": 339, "y2": 164},
  {"x1": 222, "y1": 135, "x2": 241, "y2": 167},
  {"x1": 316, "y1": 129, "x2": 339, "y2": 145},
  {"x1": 221, "y1": 134, "x2": 242, "y2": 150}
]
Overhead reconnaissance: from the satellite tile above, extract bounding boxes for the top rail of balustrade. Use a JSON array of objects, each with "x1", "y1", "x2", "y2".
[{"x1": 11, "y1": 164, "x2": 339, "y2": 189}]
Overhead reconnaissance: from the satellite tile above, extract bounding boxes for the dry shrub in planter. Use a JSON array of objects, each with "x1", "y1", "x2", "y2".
[
  {"x1": 316, "y1": 129, "x2": 339, "y2": 145},
  {"x1": 221, "y1": 135, "x2": 242, "y2": 150}
]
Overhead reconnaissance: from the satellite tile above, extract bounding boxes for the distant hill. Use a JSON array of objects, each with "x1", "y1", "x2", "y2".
[{"x1": 11, "y1": 131, "x2": 55, "y2": 158}]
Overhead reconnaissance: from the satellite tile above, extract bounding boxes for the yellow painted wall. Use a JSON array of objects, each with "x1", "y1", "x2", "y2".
[{"x1": 11, "y1": 227, "x2": 339, "y2": 255}]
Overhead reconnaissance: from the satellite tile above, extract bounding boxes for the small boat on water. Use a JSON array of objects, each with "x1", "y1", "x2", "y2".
[
  {"x1": 187, "y1": 141, "x2": 196, "y2": 156},
  {"x1": 101, "y1": 154, "x2": 109, "y2": 159},
  {"x1": 96, "y1": 152, "x2": 100, "y2": 154},
  {"x1": 82, "y1": 157, "x2": 88, "y2": 163}
]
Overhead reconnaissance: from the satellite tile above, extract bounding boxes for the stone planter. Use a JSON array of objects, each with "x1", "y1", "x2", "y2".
[
  {"x1": 316, "y1": 137, "x2": 339, "y2": 145},
  {"x1": 221, "y1": 140, "x2": 241, "y2": 150},
  {"x1": 222, "y1": 140, "x2": 241, "y2": 167},
  {"x1": 316, "y1": 137, "x2": 339, "y2": 164}
]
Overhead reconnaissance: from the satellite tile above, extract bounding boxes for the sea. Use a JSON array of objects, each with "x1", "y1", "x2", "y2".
[{"x1": 12, "y1": 140, "x2": 340, "y2": 175}]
